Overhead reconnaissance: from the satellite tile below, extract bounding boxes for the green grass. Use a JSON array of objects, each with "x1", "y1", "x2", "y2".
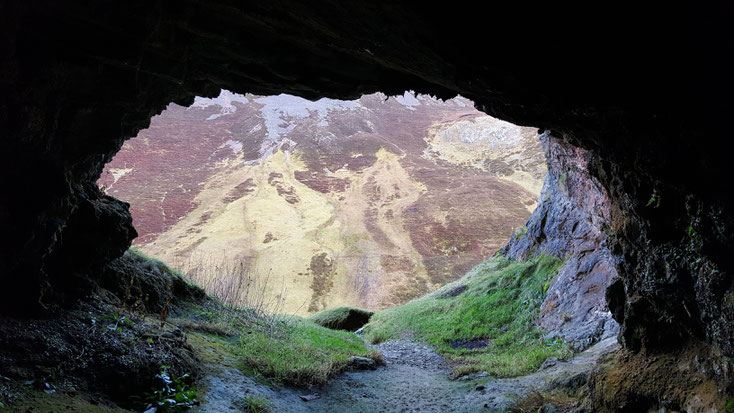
[
  {"x1": 362, "y1": 254, "x2": 572, "y2": 378},
  {"x1": 180, "y1": 300, "x2": 378, "y2": 388},
  {"x1": 242, "y1": 394, "x2": 270, "y2": 413},
  {"x1": 308, "y1": 306, "x2": 373, "y2": 331},
  {"x1": 128, "y1": 247, "x2": 377, "y2": 389},
  {"x1": 238, "y1": 316, "x2": 379, "y2": 387}
]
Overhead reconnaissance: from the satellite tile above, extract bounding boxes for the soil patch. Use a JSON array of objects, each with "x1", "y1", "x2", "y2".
[{"x1": 441, "y1": 284, "x2": 468, "y2": 298}]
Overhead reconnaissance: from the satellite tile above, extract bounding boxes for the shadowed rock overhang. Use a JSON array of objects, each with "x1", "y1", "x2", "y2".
[{"x1": 1, "y1": 1, "x2": 732, "y2": 362}]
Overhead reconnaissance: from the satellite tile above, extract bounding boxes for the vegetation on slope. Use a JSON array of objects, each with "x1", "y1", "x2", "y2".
[
  {"x1": 362, "y1": 254, "x2": 572, "y2": 378},
  {"x1": 185, "y1": 305, "x2": 379, "y2": 388},
  {"x1": 1, "y1": 247, "x2": 378, "y2": 410},
  {"x1": 238, "y1": 317, "x2": 379, "y2": 386},
  {"x1": 158, "y1": 260, "x2": 379, "y2": 389},
  {"x1": 128, "y1": 248, "x2": 379, "y2": 387},
  {"x1": 105, "y1": 92, "x2": 546, "y2": 315}
]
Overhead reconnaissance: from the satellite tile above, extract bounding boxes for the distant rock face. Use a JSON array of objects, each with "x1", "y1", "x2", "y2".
[
  {"x1": 502, "y1": 133, "x2": 619, "y2": 351},
  {"x1": 99, "y1": 91, "x2": 545, "y2": 313}
]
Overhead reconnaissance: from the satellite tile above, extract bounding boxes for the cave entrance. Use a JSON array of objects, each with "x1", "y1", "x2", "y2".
[{"x1": 99, "y1": 90, "x2": 547, "y2": 316}]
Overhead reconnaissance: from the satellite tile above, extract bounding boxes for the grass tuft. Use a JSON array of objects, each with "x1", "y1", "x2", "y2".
[
  {"x1": 242, "y1": 394, "x2": 270, "y2": 413},
  {"x1": 362, "y1": 254, "x2": 572, "y2": 378},
  {"x1": 148, "y1": 251, "x2": 380, "y2": 389}
]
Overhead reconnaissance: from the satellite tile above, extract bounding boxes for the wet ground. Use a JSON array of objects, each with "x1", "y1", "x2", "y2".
[{"x1": 194, "y1": 337, "x2": 619, "y2": 412}]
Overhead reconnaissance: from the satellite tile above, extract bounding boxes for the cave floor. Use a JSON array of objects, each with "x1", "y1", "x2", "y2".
[{"x1": 194, "y1": 337, "x2": 619, "y2": 412}]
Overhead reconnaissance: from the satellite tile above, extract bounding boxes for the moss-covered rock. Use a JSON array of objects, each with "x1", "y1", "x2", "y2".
[
  {"x1": 308, "y1": 306, "x2": 374, "y2": 331},
  {"x1": 99, "y1": 249, "x2": 206, "y2": 314}
]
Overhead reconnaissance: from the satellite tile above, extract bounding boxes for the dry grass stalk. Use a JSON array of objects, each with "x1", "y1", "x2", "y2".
[{"x1": 171, "y1": 253, "x2": 295, "y2": 334}]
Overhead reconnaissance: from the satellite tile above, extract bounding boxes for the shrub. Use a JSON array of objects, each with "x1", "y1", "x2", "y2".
[{"x1": 173, "y1": 255, "x2": 287, "y2": 319}]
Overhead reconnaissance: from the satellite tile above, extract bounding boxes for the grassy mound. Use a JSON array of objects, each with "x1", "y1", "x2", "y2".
[
  {"x1": 362, "y1": 254, "x2": 572, "y2": 378},
  {"x1": 238, "y1": 317, "x2": 379, "y2": 386},
  {"x1": 183, "y1": 304, "x2": 379, "y2": 387},
  {"x1": 308, "y1": 306, "x2": 374, "y2": 331},
  {"x1": 175, "y1": 293, "x2": 378, "y2": 388}
]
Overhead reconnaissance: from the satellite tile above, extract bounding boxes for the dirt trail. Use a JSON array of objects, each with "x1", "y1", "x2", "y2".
[{"x1": 194, "y1": 337, "x2": 619, "y2": 412}]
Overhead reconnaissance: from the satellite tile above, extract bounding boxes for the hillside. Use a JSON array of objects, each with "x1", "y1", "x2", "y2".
[{"x1": 99, "y1": 91, "x2": 545, "y2": 314}]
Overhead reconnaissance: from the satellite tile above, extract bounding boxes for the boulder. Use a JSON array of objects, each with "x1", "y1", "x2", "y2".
[
  {"x1": 308, "y1": 307, "x2": 374, "y2": 331},
  {"x1": 348, "y1": 356, "x2": 377, "y2": 371}
]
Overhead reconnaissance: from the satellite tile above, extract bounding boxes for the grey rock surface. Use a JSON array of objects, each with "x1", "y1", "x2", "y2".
[{"x1": 502, "y1": 133, "x2": 619, "y2": 350}]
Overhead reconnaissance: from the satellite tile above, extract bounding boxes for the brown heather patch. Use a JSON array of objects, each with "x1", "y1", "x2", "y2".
[
  {"x1": 294, "y1": 171, "x2": 351, "y2": 193},
  {"x1": 380, "y1": 255, "x2": 415, "y2": 273},
  {"x1": 308, "y1": 253, "x2": 336, "y2": 312},
  {"x1": 262, "y1": 232, "x2": 276, "y2": 243},
  {"x1": 222, "y1": 179, "x2": 255, "y2": 203}
]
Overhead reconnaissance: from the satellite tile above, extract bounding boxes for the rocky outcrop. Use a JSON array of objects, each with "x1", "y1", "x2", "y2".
[
  {"x1": 502, "y1": 133, "x2": 619, "y2": 351},
  {"x1": 0, "y1": 250, "x2": 205, "y2": 408},
  {"x1": 1, "y1": 2, "x2": 732, "y2": 406}
]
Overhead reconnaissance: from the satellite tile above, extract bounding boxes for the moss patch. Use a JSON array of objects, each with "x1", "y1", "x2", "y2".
[
  {"x1": 509, "y1": 390, "x2": 580, "y2": 412},
  {"x1": 363, "y1": 255, "x2": 572, "y2": 378},
  {"x1": 725, "y1": 397, "x2": 734, "y2": 413}
]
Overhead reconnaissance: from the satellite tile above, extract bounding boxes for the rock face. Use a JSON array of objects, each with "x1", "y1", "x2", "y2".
[
  {"x1": 98, "y1": 91, "x2": 544, "y2": 313},
  {"x1": 1, "y1": 1, "x2": 732, "y2": 406},
  {"x1": 502, "y1": 133, "x2": 619, "y2": 351}
]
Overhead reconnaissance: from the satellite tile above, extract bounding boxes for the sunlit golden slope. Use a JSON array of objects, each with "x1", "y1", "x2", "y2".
[{"x1": 100, "y1": 92, "x2": 545, "y2": 315}]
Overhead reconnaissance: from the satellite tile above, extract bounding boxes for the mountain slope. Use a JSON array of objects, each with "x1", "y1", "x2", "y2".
[{"x1": 99, "y1": 91, "x2": 545, "y2": 314}]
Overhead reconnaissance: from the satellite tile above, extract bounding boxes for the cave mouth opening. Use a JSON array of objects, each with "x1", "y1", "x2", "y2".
[
  {"x1": 98, "y1": 89, "x2": 550, "y2": 318},
  {"x1": 2, "y1": 3, "x2": 731, "y2": 409}
]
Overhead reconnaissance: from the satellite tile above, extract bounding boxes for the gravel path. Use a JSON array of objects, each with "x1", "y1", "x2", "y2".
[{"x1": 194, "y1": 337, "x2": 619, "y2": 412}]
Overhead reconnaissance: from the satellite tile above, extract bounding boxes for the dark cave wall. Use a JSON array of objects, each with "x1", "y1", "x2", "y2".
[{"x1": 1, "y1": 0, "x2": 732, "y2": 363}]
